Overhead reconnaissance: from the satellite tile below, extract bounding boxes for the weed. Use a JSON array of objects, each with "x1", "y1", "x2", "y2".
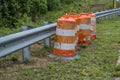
[
  {"x1": 118, "y1": 40, "x2": 120, "y2": 43},
  {"x1": 112, "y1": 71, "x2": 120, "y2": 77},
  {"x1": 11, "y1": 56, "x2": 18, "y2": 61}
]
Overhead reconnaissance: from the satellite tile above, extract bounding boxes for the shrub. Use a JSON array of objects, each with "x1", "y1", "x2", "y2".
[
  {"x1": 30, "y1": 0, "x2": 47, "y2": 15},
  {"x1": 60, "y1": 0, "x2": 73, "y2": 4},
  {"x1": 0, "y1": 0, "x2": 21, "y2": 27},
  {"x1": 29, "y1": 0, "x2": 47, "y2": 21},
  {"x1": 0, "y1": 0, "x2": 48, "y2": 27},
  {"x1": 47, "y1": 0, "x2": 61, "y2": 11}
]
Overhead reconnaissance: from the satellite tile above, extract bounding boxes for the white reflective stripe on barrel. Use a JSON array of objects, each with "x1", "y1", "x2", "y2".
[
  {"x1": 79, "y1": 24, "x2": 90, "y2": 29},
  {"x1": 91, "y1": 17, "x2": 96, "y2": 21},
  {"x1": 54, "y1": 42, "x2": 75, "y2": 50},
  {"x1": 56, "y1": 28, "x2": 76, "y2": 36},
  {"x1": 91, "y1": 22, "x2": 96, "y2": 25}
]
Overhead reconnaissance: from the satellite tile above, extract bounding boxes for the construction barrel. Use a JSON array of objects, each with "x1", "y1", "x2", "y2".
[
  {"x1": 78, "y1": 13, "x2": 91, "y2": 45},
  {"x1": 53, "y1": 13, "x2": 78, "y2": 56},
  {"x1": 88, "y1": 12, "x2": 96, "y2": 40}
]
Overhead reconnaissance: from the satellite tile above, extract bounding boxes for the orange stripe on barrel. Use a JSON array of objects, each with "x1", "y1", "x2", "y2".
[
  {"x1": 53, "y1": 48, "x2": 76, "y2": 56},
  {"x1": 55, "y1": 35, "x2": 77, "y2": 43},
  {"x1": 57, "y1": 21, "x2": 76, "y2": 30}
]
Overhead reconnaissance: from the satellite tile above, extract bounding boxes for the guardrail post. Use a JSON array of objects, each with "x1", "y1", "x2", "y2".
[
  {"x1": 44, "y1": 22, "x2": 52, "y2": 48},
  {"x1": 101, "y1": 17, "x2": 104, "y2": 21},
  {"x1": 109, "y1": 15, "x2": 112, "y2": 19},
  {"x1": 44, "y1": 38, "x2": 51, "y2": 47},
  {"x1": 117, "y1": 11, "x2": 119, "y2": 16},
  {"x1": 119, "y1": 11, "x2": 120, "y2": 16},
  {"x1": 119, "y1": 10, "x2": 120, "y2": 16},
  {"x1": 116, "y1": 12, "x2": 118, "y2": 16},
  {"x1": 106, "y1": 15, "x2": 108, "y2": 20},
  {"x1": 112, "y1": 13, "x2": 115, "y2": 18},
  {"x1": 115, "y1": 11, "x2": 117, "y2": 16},
  {"x1": 21, "y1": 26, "x2": 30, "y2": 61}
]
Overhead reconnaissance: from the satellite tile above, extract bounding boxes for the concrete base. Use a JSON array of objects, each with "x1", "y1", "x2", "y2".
[{"x1": 48, "y1": 53, "x2": 80, "y2": 60}]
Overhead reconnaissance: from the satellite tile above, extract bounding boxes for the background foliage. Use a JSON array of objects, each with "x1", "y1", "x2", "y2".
[
  {"x1": 0, "y1": 0, "x2": 48, "y2": 27},
  {"x1": 0, "y1": 0, "x2": 119, "y2": 29},
  {"x1": 47, "y1": 0, "x2": 61, "y2": 11}
]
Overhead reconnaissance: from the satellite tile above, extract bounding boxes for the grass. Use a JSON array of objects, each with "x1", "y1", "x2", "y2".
[{"x1": 0, "y1": 16, "x2": 120, "y2": 80}]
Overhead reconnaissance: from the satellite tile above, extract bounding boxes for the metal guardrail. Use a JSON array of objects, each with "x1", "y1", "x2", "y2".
[
  {"x1": 95, "y1": 8, "x2": 120, "y2": 16},
  {"x1": 0, "y1": 23, "x2": 56, "y2": 59},
  {"x1": 0, "y1": 8, "x2": 120, "y2": 61}
]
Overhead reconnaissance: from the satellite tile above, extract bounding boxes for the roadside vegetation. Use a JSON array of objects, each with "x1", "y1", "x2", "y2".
[{"x1": 0, "y1": 0, "x2": 116, "y2": 35}]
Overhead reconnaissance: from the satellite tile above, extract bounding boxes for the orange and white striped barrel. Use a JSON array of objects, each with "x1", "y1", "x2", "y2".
[
  {"x1": 78, "y1": 13, "x2": 91, "y2": 45},
  {"x1": 88, "y1": 12, "x2": 96, "y2": 40},
  {"x1": 68, "y1": 13, "x2": 81, "y2": 46},
  {"x1": 53, "y1": 15, "x2": 78, "y2": 56}
]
